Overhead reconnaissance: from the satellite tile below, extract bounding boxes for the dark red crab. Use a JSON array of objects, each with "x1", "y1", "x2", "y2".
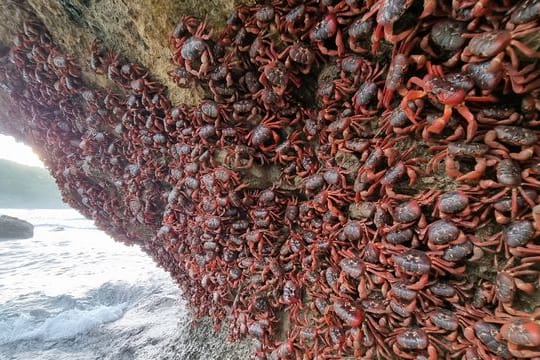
[{"x1": 401, "y1": 64, "x2": 497, "y2": 141}]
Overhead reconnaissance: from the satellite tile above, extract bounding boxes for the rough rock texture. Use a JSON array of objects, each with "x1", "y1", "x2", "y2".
[
  {"x1": 0, "y1": 0, "x2": 253, "y2": 105},
  {"x1": 0, "y1": 0, "x2": 247, "y2": 236},
  {"x1": 2, "y1": 0, "x2": 540, "y2": 359},
  {"x1": 0, "y1": 214, "x2": 34, "y2": 239},
  {"x1": 0, "y1": 0, "x2": 255, "y2": 356}
]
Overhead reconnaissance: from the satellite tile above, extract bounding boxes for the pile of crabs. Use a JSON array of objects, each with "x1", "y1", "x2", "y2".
[{"x1": 2, "y1": 0, "x2": 540, "y2": 358}]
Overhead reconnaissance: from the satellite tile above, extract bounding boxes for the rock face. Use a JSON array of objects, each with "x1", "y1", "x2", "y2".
[
  {"x1": 1, "y1": 0, "x2": 540, "y2": 359},
  {"x1": 0, "y1": 215, "x2": 34, "y2": 239},
  {"x1": 0, "y1": 1, "x2": 256, "y2": 357}
]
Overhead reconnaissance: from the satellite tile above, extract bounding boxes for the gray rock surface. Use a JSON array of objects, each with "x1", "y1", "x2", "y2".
[{"x1": 0, "y1": 214, "x2": 34, "y2": 239}]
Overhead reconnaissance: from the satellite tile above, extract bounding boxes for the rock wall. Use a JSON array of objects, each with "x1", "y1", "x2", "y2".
[
  {"x1": 0, "y1": 0, "x2": 249, "y2": 103},
  {"x1": 0, "y1": 0, "x2": 256, "y2": 356},
  {"x1": 0, "y1": 0, "x2": 244, "y2": 244},
  {"x1": 1, "y1": 0, "x2": 540, "y2": 359}
]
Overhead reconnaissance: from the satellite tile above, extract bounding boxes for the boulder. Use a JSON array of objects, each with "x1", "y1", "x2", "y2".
[{"x1": 0, "y1": 215, "x2": 34, "y2": 239}]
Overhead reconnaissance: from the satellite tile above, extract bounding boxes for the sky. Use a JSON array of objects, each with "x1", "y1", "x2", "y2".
[{"x1": 0, "y1": 134, "x2": 45, "y2": 168}]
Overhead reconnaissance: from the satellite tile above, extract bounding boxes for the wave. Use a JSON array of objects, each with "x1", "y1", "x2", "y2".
[
  {"x1": 0, "y1": 281, "x2": 162, "y2": 346},
  {"x1": 33, "y1": 223, "x2": 97, "y2": 230},
  {"x1": 0, "y1": 304, "x2": 126, "y2": 344}
]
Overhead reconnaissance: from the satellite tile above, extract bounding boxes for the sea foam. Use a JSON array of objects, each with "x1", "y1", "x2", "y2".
[{"x1": 0, "y1": 304, "x2": 126, "y2": 344}]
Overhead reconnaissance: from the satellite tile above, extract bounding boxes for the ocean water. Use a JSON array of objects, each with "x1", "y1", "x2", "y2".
[{"x1": 0, "y1": 209, "x2": 252, "y2": 360}]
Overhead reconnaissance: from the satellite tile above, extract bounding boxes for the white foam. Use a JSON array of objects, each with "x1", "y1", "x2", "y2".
[{"x1": 0, "y1": 304, "x2": 126, "y2": 344}]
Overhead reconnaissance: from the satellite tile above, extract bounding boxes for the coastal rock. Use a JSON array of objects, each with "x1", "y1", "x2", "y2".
[
  {"x1": 1, "y1": 0, "x2": 540, "y2": 358},
  {"x1": 0, "y1": 215, "x2": 34, "y2": 239}
]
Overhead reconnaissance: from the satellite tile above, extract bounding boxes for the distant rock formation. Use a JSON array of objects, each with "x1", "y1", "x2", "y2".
[
  {"x1": 0, "y1": 215, "x2": 34, "y2": 239},
  {"x1": 0, "y1": 159, "x2": 67, "y2": 209}
]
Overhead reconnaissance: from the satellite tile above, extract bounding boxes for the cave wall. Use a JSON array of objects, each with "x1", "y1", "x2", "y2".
[
  {"x1": 0, "y1": 0, "x2": 240, "y2": 242},
  {"x1": 0, "y1": 0, "x2": 249, "y2": 103},
  {"x1": 0, "y1": 0, "x2": 258, "y2": 355},
  {"x1": 2, "y1": 0, "x2": 540, "y2": 359}
]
